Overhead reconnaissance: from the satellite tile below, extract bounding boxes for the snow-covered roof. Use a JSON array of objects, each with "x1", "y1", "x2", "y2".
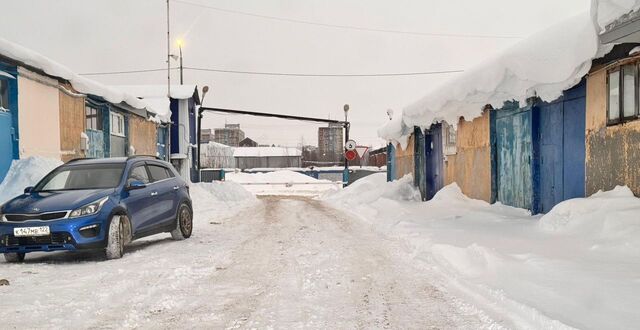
[
  {"x1": 233, "y1": 147, "x2": 302, "y2": 158},
  {"x1": 378, "y1": 10, "x2": 610, "y2": 146},
  {"x1": 593, "y1": 0, "x2": 640, "y2": 32},
  {"x1": 114, "y1": 85, "x2": 199, "y2": 122},
  {"x1": 0, "y1": 37, "x2": 165, "y2": 122},
  {"x1": 115, "y1": 84, "x2": 198, "y2": 100}
]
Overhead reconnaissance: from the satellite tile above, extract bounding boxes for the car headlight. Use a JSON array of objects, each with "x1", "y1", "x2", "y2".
[{"x1": 69, "y1": 197, "x2": 109, "y2": 218}]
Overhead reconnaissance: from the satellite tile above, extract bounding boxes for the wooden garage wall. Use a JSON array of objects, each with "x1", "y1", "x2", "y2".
[
  {"x1": 59, "y1": 83, "x2": 85, "y2": 162},
  {"x1": 585, "y1": 68, "x2": 640, "y2": 196},
  {"x1": 444, "y1": 111, "x2": 492, "y2": 202},
  {"x1": 394, "y1": 134, "x2": 415, "y2": 180},
  {"x1": 129, "y1": 115, "x2": 158, "y2": 156}
]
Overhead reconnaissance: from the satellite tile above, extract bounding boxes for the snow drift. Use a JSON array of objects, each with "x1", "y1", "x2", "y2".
[
  {"x1": 0, "y1": 157, "x2": 62, "y2": 205},
  {"x1": 325, "y1": 174, "x2": 640, "y2": 329},
  {"x1": 225, "y1": 170, "x2": 341, "y2": 196}
]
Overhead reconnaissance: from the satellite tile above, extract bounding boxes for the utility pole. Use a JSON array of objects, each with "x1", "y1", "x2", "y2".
[
  {"x1": 197, "y1": 86, "x2": 210, "y2": 182},
  {"x1": 165, "y1": 0, "x2": 172, "y2": 162},
  {"x1": 343, "y1": 104, "x2": 350, "y2": 184},
  {"x1": 166, "y1": 0, "x2": 171, "y2": 98}
]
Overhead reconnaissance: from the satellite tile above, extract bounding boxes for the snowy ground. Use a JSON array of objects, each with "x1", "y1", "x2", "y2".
[
  {"x1": 325, "y1": 173, "x2": 640, "y2": 330},
  {"x1": 0, "y1": 181, "x2": 496, "y2": 329},
  {"x1": 3, "y1": 161, "x2": 637, "y2": 329}
]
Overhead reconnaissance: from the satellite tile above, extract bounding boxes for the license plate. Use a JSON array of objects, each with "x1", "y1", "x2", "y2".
[{"x1": 14, "y1": 226, "x2": 50, "y2": 237}]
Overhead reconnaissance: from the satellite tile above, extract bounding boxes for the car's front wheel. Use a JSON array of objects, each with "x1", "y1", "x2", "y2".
[
  {"x1": 3, "y1": 253, "x2": 25, "y2": 263},
  {"x1": 105, "y1": 215, "x2": 125, "y2": 260},
  {"x1": 171, "y1": 204, "x2": 193, "y2": 240}
]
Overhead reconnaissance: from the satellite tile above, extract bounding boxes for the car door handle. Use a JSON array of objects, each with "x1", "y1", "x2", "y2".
[
  {"x1": 173, "y1": 186, "x2": 179, "y2": 190},
  {"x1": 150, "y1": 191, "x2": 158, "y2": 196}
]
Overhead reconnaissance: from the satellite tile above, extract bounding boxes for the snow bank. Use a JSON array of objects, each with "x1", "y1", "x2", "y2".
[
  {"x1": 191, "y1": 181, "x2": 256, "y2": 203},
  {"x1": 233, "y1": 147, "x2": 301, "y2": 158},
  {"x1": 539, "y1": 186, "x2": 640, "y2": 254},
  {"x1": 226, "y1": 170, "x2": 341, "y2": 196},
  {"x1": 0, "y1": 38, "x2": 167, "y2": 122},
  {"x1": 325, "y1": 173, "x2": 420, "y2": 205},
  {"x1": 0, "y1": 157, "x2": 62, "y2": 205},
  {"x1": 325, "y1": 175, "x2": 640, "y2": 329},
  {"x1": 379, "y1": 11, "x2": 604, "y2": 144}
]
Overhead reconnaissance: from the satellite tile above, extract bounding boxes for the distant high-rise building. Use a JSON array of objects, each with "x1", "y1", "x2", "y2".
[
  {"x1": 200, "y1": 128, "x2": 213, "y2": 144},
  {"x1": 213, "y1": 124, "x2": 246, "y2": 147},
  {"x1": 318, "y1": 123, "x2": 344, "y2": 163}
]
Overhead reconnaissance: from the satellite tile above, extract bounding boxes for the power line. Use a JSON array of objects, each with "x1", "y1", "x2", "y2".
[
  {"x1": 171, "y1": 0, "x2": 522, "y2": 40},
  {"x1": 80, "y1": 68, "x2": 178, "y2": 76},
  {"x1": 183, "y1": 66, "x2": 464, "y2": 77},
  {"x1": 80, "y1": 66, "x2": 464, "y2": 77}
]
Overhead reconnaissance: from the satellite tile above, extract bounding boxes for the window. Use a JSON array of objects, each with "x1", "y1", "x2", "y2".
[
  {"x1": 110, "y1": 112, "x2": 125, "y2": 137},
  {"x1": 128, "y1": 165, "x2": 150, "y2": 184},
  {"x1": 35, "y1": 164, "x2": 125, "y2": 191},
  {"x1": 85, "y1": 106, "x2": 103, "y2": 130},
  {"x1": 147, "y1": 165, "x2": 171, "y2": 182},
  {"x1": 0, "y1": 78, "x2": 9, "y2": 111},
  {"x1": 608, "y1": 64, "x2": 640, "y2": 125}
]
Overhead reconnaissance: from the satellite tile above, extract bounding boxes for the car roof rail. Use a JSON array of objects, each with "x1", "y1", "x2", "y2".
[
  {"x1": 65, "y1": 157, "x2": 95, "y2": 164},
  {"x1": 127, "y1": 155, "x2": 163, "y2": 161}
]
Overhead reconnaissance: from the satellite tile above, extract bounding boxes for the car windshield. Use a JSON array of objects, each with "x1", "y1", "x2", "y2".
[{"x1": 34, "y1": 163, "x2": 125, "y2": 192}]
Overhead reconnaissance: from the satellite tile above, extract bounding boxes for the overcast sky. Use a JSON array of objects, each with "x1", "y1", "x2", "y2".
[{"x1": 0, "y1": 0, "x2": 589, "y2": 147}]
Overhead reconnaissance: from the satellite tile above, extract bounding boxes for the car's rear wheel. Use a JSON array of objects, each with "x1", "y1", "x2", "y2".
[
  {"x1": 171, "y1": 204, "x2": 192, "y2": 240},
  {"x1": 3, "y1": 253, "x2": 25, "y2": 263},
  {"x1": 105, "y1": 215, "x2": 125, "y2": 260}
]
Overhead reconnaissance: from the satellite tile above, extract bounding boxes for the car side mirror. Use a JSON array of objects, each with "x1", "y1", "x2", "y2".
[
  {"x1": 127, "y1": 180, "x2": 147, "y2": 190},
  {"x1": 24, "y1": 186, "x2": 34, "y2": 194}
]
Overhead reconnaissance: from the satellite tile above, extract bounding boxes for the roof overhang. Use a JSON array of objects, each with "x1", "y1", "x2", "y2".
[{"x1": 601, "y1": 11, "x2": 640, "y2": 44}]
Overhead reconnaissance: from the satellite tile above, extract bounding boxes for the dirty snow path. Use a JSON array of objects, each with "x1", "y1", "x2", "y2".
[{"x1": 0, "y1": 196, "x2": 492, "y2": 329}]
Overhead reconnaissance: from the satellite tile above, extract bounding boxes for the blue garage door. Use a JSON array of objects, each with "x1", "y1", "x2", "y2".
[
  {"x1": 425, "y1": 123, "x2": 444, "y2": 200},
  {"x1": 414, "y1": 127, "x2": 427, "y2": 200},
  {"x1": 0, "y1": 73, "x2": 18, "y2": 182},
  {"x1": 386, "y1": 143, "x2": 395, "y2": 182},
  {"x1": 0, "y1": 111, "x2": 17, "y2": 182},
  {"x1": 495, "y1": 105, "x2": 533, "y2": 210},
  {"x1": 537, "y1": 81, "x2": 586, "y2": 213}
]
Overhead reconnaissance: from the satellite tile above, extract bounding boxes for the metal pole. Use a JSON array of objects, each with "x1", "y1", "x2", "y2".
[
  {"x1": 166, "y1": 0, "x2": 172, "y2": 163},
  {"x1": 166, "y1": 0, "x2": 171, "y2": 98},
  {"x1": 179, "y1": 45, "x2": 183, "y2": 85}
]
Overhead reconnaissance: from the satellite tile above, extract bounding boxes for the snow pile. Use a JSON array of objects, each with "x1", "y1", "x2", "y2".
[
  {"x1": 325, "y1": 175, "x2": 640, "y2": 329},
  {"x1": 226, "y1": 170, "x2": 341, "y2": 196},
  {"x1": 0, "y1": 37, "x2": 167, "y2": 122},
  {"x1": 325, "y1": 173, "x2": 420, "y2": 205},
  {"x1": 233, "y1": 147, "x2": 301, "y2": 158},
  {"x1": 539, "y1": 186, "x2": 640, "y2": 253},
  {"x1": 379, "y1": 11, "x2": 604, "y2": 146},
  {"x1": 192, "y1": 181, "x2": 256, "y2": 203},
  {"x1": 0, "y1": 157, "x2": 62, "y2": 205}
]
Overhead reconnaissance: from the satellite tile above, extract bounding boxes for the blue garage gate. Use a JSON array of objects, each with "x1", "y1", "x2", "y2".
[
  {"x1": 494, "y1": 102, "x2": 534, "y2": 211},
  {"x1": 425, "y1": 123, "x2": 444, "y2": 200},
  {"x1": 0, "y1": 66, "x2": 18, "y2": 183},
  {"x1": 414, "y1": 127, "x2": 427, "y2": 200},
  {"x1": 535, "y1": 80, "x2": 586, "y2": 213}
]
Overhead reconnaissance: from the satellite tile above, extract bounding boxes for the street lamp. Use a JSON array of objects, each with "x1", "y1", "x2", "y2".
[
  {"x1": 197, "y1": 86, "x2": 210, "y2": 182},
  {"x1": 170, "y1": 39, "x2": 185, "y2": 85}
]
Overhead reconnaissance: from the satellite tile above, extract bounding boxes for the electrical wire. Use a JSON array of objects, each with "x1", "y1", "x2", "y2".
[
  {"x1": 80, "y1": 66, "x2": 464, "y2": 77},
  {"x1": 171, "y1": 0, "x2": 522, "y2": 40}
]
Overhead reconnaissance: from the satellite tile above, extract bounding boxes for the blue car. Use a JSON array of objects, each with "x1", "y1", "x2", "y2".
[{"x1": 0, "y1": 156, "x2": 193, "y2": 262}]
